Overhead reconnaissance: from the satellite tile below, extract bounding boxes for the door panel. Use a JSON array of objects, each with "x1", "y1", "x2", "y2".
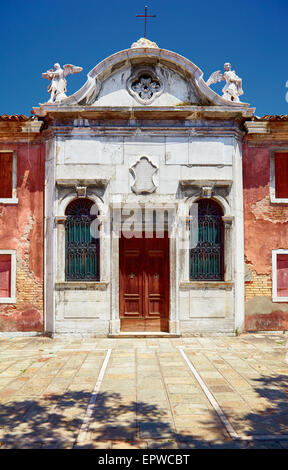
[
  {"x1": 119, "y1": 242, "x2": 143, "y2": 319},
  {"x1": 120, "y1": 233, "x2": 169, "y2": 332}
]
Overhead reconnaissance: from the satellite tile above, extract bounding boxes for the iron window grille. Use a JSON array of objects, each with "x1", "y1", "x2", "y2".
[
  {"x1": 189, "y1": 199, "x2": 224, "y2": 281},
  {"x1": 65, "y1": 198, "x2": 100, "y2": 281}
]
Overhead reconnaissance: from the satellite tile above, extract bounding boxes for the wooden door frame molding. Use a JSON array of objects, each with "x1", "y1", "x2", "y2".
[
  {"x1": 109, "y1": 230, "x2": 179, "y2": 335},
  {"x1": 119, "y1": 234, "x2": 169, "y2": 332}
]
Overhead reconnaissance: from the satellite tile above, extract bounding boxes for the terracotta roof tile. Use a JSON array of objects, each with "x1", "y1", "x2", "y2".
[
  {"x1": 0, "y1": 114, "x2": 34, "y2": 121},
  {"x1": 252, "y1": 115, "x2": 288, "y2": 121}
]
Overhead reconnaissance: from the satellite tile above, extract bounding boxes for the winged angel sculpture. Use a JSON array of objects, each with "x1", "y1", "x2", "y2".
[
  {"x1": 206, "y1": 63, "x2": 243, "y2": 103},
  {"x1": 42, "y1": 63, "x2": 83, "y2": 103}
]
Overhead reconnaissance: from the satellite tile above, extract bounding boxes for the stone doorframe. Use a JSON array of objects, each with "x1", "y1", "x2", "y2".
[{"x1": 109, "y1": 203, "x2": 180, "y2": 335}]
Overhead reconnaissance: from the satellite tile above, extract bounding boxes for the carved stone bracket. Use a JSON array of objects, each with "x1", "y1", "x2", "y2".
[
  {"x1": 201, "y1": 185, "x2": 214, "y2": 198},
  {"x1": 76, "y1": 186, "x2": 87, "y2": 198}
]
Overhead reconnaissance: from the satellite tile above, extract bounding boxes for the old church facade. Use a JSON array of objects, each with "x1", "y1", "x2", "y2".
[{"x1": 0, "y1": 40, "x2": 287, "y2": 335}]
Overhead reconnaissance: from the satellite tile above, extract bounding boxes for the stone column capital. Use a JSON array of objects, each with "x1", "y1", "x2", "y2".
[
  {"x1": 222, "y1": 215, "x2": 234, "y2": 226},
  {"x1": 55, "y1": 215, "x2": 67, "y2": 225}
]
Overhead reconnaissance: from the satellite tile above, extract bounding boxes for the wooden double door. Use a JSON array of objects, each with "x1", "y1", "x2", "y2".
[{"x1": 120, "y1": 233, "x2": 169, "y2": 332}]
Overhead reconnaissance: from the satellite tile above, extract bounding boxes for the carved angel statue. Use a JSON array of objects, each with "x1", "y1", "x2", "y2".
[
  {"x1": 206, "y1": 63, "x2": 243, "y2": 103},
  {"x1": 42, "y1": 63, "x2": 83, "y2": 103}
]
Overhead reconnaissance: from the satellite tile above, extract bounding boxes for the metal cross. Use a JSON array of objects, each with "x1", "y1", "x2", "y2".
[{"x1": 136, "y1": 6, "x2": 156, "y2": 39}]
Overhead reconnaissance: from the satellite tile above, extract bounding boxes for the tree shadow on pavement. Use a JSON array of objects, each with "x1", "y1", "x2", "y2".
[
  {"x1": 0, "y1": 373, "x2": 288, "y2": 449},
  {"x1": 240, "y1": 374, "x2": 288, "y2": 436},
  {"x1": 0, "y1": 390, "x2": 224, "y2": 448}
]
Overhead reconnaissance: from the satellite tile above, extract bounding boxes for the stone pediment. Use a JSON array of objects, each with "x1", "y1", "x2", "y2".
[{"x1": 34, "y1": 44, "x2": 254, "y2": 117}]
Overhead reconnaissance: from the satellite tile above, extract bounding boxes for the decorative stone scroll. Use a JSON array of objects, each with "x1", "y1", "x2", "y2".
[{"x1": 130, "y1": 156, "x2": 158, "y2": 194}]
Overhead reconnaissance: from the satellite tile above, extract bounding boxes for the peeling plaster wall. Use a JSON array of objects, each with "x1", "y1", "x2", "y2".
[
  {"x1": 243, "y1": 141, "x2": 288, "y2": 330},
  {"x1": 0, "y1": 143, "x2": 44, "y2": 331}
]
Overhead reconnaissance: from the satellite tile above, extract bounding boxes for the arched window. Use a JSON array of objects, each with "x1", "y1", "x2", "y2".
[
  {"x1": 65, "y1": 198, "x2": 100, "y2": 281},
  {"x1": 190, "y1": 199, "x2": 224, "y2": 281}
]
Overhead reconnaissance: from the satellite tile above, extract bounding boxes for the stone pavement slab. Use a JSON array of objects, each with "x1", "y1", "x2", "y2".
[{"x1": 0, "y1": 332, "x2": 287, "y2": 448}]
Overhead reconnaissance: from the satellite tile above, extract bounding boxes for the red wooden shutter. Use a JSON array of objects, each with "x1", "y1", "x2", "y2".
[
  {"x1": 275, "y1": 152, "x2": 288, "y2": 199},
  {"x1": 0, "y1": 153, "x2": 13, "y2": 198},
  {"x1": 277, "y1": 254, "x2": 288, "y2": 298},
  {"x1": 0, "y1": 255, "x2": 11, "y2": 298}
]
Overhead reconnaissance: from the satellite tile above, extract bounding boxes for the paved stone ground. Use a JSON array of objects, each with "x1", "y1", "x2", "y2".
[{"x1": 0, "y1": 333, "x2": 288, "y2": 449}]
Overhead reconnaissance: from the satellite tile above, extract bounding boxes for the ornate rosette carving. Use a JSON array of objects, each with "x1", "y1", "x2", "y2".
[{"x1": 127, "y1": 68, "x2": 164, "y2": 105}]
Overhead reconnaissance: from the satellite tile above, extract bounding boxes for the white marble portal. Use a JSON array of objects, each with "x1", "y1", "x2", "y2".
[{"x1": 34, "y1": 44, "x2": 254, "y2": 336}]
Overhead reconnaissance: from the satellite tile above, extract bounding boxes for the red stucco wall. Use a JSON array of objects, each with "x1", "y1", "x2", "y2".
[
  {"x1": 243, "y1": 140, "x2": 288, "y2": 331},
  {"x1": 0, "y1": 143, "x2": 44, "y2": 331}
]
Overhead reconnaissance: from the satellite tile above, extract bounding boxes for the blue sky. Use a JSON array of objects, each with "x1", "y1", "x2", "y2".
[{"x1": 1, "y1": 0, "x2": 287, "y2": 116}]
